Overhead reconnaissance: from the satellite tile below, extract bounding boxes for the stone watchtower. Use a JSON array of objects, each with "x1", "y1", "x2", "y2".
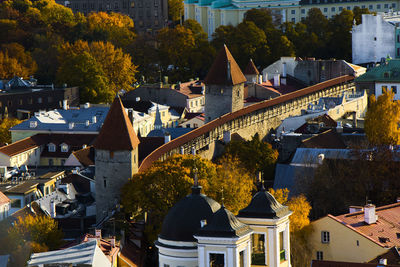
[
  {"x1": 204, "y1": 45, "x2": 247, "y2": 123},
  {"x1": 93, "y1": 96, "x2": 140, "y2": 224}
]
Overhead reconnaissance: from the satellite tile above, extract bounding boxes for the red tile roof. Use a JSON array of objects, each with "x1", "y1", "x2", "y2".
[
  {"x1": 330, "y1": 202, "x2": 400, "y2": 248},
  {"x1": 174, "y1": 81, "x2": 204, "y2": 99},
  {"x1": 94, "y1": 96, "x2": 140, "y2": 151},
  {"x1": 244, "y1": 59, "x2": 259, "y2": 75},
  {"x1": 0, "y1": 191, "x2": 10, "y2": 205},
  {"x1": 71, "y1": 146, "x2": 95, "y2": 167},
  {"x1": 0, "y1": 134, "x2": 44, "y2": 157},
  {"x1": 204, "y1": 45, "x2": 246, "y2": 86},
  {"x1": 138, "y1": 75, "x2": 354, "y2": 172}
]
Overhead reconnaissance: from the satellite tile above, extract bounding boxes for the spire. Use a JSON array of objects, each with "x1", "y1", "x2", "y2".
[
  {"x1": 94, "y1": 96, "x2": 140, "y2": 151},
  {"x1": 244, "y1": 59, "x2": 260, "y2": 75},
  {"x1": 154, "y1": 104, "x2": 162, "y2": 130},
  {"x1": 204, "y1": 45, "x2": 246, "y2": 86}
]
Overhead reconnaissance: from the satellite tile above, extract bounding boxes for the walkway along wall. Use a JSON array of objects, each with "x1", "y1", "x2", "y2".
[{"x1": 138, "y1": 75, "x2": 355, "y2": 172}]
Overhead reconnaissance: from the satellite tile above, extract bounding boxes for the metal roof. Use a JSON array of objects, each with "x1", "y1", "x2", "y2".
[{"x1": 291, "y1": 148, "x2": 350, "y2": 165}]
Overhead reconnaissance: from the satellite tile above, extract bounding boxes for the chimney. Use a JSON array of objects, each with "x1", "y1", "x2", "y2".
[
  {"x1": 92, "y1": 116, "x2": 97, "y2": 124},
  {"x1": 223, "y1": 130, "x2": 231, "y2": 143},
  {"x1": 84, "y1": 102, "x2": 90, "y2": 109},
  {"x1": 258, "y1": 75, "x2": 262, "y2": 84},
  {"x1": 273, "y1": 74, "x2": 280, "y2": 87},
  {"x1": 336, "y1": 121, "x2": 343, "y2": 133},
  {"x1": 63, "y1": 100, "x2": 68, "y2": 110},
  {"x1": 364, "y1": 203, "x2": 377, "y2": 224},
  {"x1": 95, "y1": 229, "x2": 101, "y2": 238},
  {"x1": 68, "y1": 122, "x2": 74, "y2": 129},
  {"x1": 50, "y1": 200, "x2": 56, "y2": 218},
  {"x1": 282, "y1": 62, "x2": 287, "y2": 77},
  {"x1": 200, "y1": 219, "x2": 207, "y2": 227},
  {"x1": 110, "y1": 236, "x2": 116, "y2": 247},
  {"x1": 128, "y1": 109, "x2": 134, "y2": 124},
  {"x1": 379, "y1": 259, "x2": 387, "y2": 265},
  {"x1": 164, "y1": 132, "x2": 171, "y2": 143},
  {"x1": 317, "y1": 153, "x2": 325, "y2": 165},
  {"x1": 135, "y1": 97, "x2": 141, "y2": 102},
  {"x1": 85, "y1": 120, "x2": 90, "y2": 126}
]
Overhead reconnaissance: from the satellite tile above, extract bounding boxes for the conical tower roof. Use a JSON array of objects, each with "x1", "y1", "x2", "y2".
[
  {"x1": 204, "y1": 45, "x2": 246, "y2": 86},
  {"x1": 94, "y1": 96, "x2": 140, "y2": 151},
  {"x1": 244, "y1": 59, "x2": 259, "y2": 75}
]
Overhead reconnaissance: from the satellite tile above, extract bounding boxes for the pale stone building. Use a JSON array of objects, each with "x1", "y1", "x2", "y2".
[
  {"x1": 204, "y1": 45, "x2": 246, "y2": 122},
  {"x1": 94, "y1": 96, "x2": 140, "y2": 223},
  {"x1": 156, "y1": 183, "x2": 292, "y2": 267}
]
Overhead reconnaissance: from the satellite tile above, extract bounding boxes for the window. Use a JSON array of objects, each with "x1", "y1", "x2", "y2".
[
  {"x1": 38, "y1": 97, "x2": 42, "y2": 104},
  {"x1": 339, "y1": 7, "x2": 342, "y2": 11},
  {"x1": 155, "y1": 9, "x2": 158, "y2": 16},
  {"x1": 356, "y1": 240, "x2": 359, "y2": 246},
  {"x1": 382, "y1": 86, "x2": 388, "y2": 93},
  {"x1": 291, "y1": 9, "x2": 295, "y2": 14},
  {"x1": 104, "y1": 179, "x2": 107, "y2": 188},
  {"x1": 49, "y1": 159, "x2": 53, "y2": 166},
  {"x1": 11, "y1": 199, "x2": 21, "y2": 208},
  {"x1": 377, "y1": 4, "x2": 381, "y2": 9},
  {"x1": 324, "y1": 7, "x2": 328, "y2": 12},
  {"x1": 209, "y1": 253, "x2": 224, "y2": 267},
  {"x1": 280, "y1": 231, "x2": 286, "y2": 261},
  {"x1": 61, "y1": 144, "x2": 68, "y2": 152},
  {"x1": 361, "y1": 5, "x2": 365, "y2": 8},
  {"x1": 48, "y1": 143, "x2": 56, "y2": 152},
  {"x1": 45, "y1": 187, "x2": 49, "y2": 195},
  {"x1": 48, "y1": 96, "x2": 53, "y2": 103},
  {"x1": 392, "y1": 3, "x2": 396, "y2": 8},
  {"x1": 392, "y1": 86, "x2": 397, "y2": 94},
  {"x1": 114, "y1": 2, "x2": 118, "y2": 9},
  {"x1": 19, "y1": 99, "x2": 23, "y2": 105},
  {"x1": 321, "y1": 231, "x2": 330, "y2": 243},
  {"x1": 251, "y1": 234, "x2": 265, "y2": 265},
  {"x1": 301, "y1": 8, "x2": 305, "y2": 13},
  {"x1": 61, "y1": 159, "x2": 65, "y2": 166},
  {"x1": 7, "y1": 100, "x2": 12, "y2": 106},
  {"x1": 239, "y1": 250, "x2": 244, "y2": 267},
  {"x1": 331, "y1": 7, "x2": 335, "y2": 11},
  {"x1": 163, "y1": 265, "x2": 170, "y2": 267},
  {"x1": 291, "y1": 18, "x2": 295, "y2": 22},
  {"x1": 154, "y1": 0, "x2": 158, "y2": 6},
  {"x1": 316, "y1": 251, "x2": 323, "y2": 260},
  {"x1": 369, "y1": 4, "x2": 373, "y2": 9},
  {"x1": 347, "y1": 6, "x2": 350, "y2": 9},
  {"x1": 28, "y1": 98, "x2": 33, "y2": 104}
]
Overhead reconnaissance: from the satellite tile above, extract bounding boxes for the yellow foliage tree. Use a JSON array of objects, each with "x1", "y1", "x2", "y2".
[
  {"x1": 365, "y1": 89, "x2": 400, "y2": 145},
  {"x1": 0, "y1": 51, "x2": 30, "y2": 79},
  {"x1": 269, "y1": 188, "x2": 313, "y2": 267},
  {"x1": 0, "y1": 117, "x2": 21, "y2": 144},
  {"x1": 121, "y1": 154, "x2": 254, "y2": 241}
]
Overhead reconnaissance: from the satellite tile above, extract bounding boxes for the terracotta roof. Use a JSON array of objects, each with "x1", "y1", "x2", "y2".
[
  {"x1": 204, "y1": 45, "x2": 246, "y2": 86},
  {"x1": 300, "y1": 129, "x2": 347, "y2": 149},
  {"x1": 311, "y1": 260, "x2": 400, "y2": 267},
  {"x1": 174, "y1": 81, "x2": 204, "y2": 99},
  {"x1": 72, "y1": 146, "x2": 95, "y2": 167},
  {"x1": 94, "y1": 96, "x2": 140, "y2": 151},
  {"x1": 244, "y1": 59, "x2": 259, "y2": 75},
  {"x1": 0, "y1": 134, "x2": 45, "y2": 157},
  {"x1": 0, "y1": 191, "x2": 10, "y2": 205},
  {"x1": 330, "y1": 202, "x2": 400, "y2": 248},
  {"x1": 139, "y1": 75, "x2": 355, "y2": 172}
]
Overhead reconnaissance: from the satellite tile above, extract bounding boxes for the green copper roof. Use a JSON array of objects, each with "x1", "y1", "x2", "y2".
[{"x1": 355, "y1": 59, "x2": 400, "y2": 83}]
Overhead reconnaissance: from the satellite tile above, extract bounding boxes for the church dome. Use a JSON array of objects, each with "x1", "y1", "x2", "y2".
[
  {"x1": 237, "y1": 188, "x2": 291, "y2": 219},
  {"x1": 159, "y1": 186, "x2": 221, "y2": 242}
]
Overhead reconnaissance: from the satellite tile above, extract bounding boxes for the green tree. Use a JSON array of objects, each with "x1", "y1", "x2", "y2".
[
  {"x1": 222, "y1": 134, "x2": 278, "y2": 180},
  {"x1": 121, "y1": 154, "x2": 254, "y2": 241},
  {"x1": 353, "y1": 6, "x2": 372, "y2": 24},
  {"x1": 365, "y1": 89, "x2": 400, "y2": 145},
  {"x1": 327, "y1": 9, "x2": 354, "y2": 60},
  {"x1": 168, "y1": 0, "x2": 183, "y2": 22}
]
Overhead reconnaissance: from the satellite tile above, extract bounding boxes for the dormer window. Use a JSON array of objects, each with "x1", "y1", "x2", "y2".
[
  {"x1": 60, "y1": 143, "x2": 68, "y2": 152},
  {"x1": 48, "y1": 143, "x2": 56, "y2": 152}
]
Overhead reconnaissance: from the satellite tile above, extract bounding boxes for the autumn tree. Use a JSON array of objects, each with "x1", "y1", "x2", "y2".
[
  {"x1": 269, "y1": 188, "x2": 313, "y2": 267},
  {"x1": 121, "y1": 154, "x2": 254, "y2": 241},
  {"x1": 57, "y1": 40, "x2": 136, "y2": 103},
  {"x1": 0, "y1": 117, "x2": 21, "y2": 144},
  {"x1": 1, "y1": 215, "x2": 64, "y2": 265},
  {"x1": 222, "y1": 134, "x2": 278, "y2": 180},
  {"x1": 1, "y1": 42, "x2": 37, "y2": 75},
  {"x1": 168, "y1": 0, "x2": 183, "y2": 22},
  {"x1": 365, "y1": 89, "x2": 400, "y2": 145}
]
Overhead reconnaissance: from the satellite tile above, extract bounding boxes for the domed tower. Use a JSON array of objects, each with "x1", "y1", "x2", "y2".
[
  {"x1": 94, "y1": 96, "x2": 140, "y2": 224},
  {"x1": 155, "y1": 184, "x2": 221, "y2": 267},
  {"x1": 194, "y1": 205, "x2": 253, "y2": 267},
  {"x1": 204, "y1": 45, "x2": 246, "y2": 123},
  {"x1": 237, "y1": 187, "x2": 292, "y2": 267}
]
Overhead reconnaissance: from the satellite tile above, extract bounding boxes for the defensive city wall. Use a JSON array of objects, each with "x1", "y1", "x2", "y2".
[{"x1": 139, "y1": 75, "x2": 355, "y2": 171}]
